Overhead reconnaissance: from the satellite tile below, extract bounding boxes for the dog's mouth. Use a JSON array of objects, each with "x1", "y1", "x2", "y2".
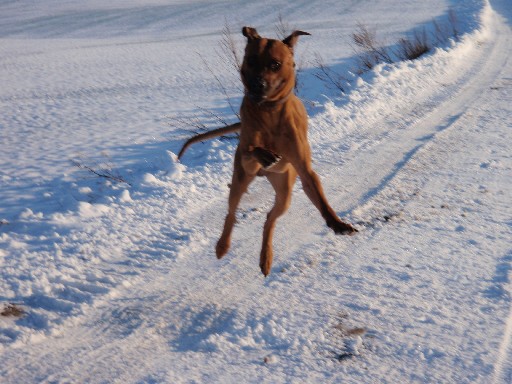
[
  {"x1": 247, "y1": 92, "x2": 268, "y2": 104},
  {"x1": 245, "y1": 76, "x2": 268, "y2": 103},
  {"x1": 246, "y1": 79, "x2": 286, "y2": 105}
]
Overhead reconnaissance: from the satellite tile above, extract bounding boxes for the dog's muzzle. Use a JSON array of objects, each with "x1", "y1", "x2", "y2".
[{"x1": 247, "y1": 76, "x2": 268, "y2": 102}]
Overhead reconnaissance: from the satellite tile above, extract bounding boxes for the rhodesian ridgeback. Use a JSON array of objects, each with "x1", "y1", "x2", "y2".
[{"x1": 178, "y1": 27, "x2": 357, "y2": 276}]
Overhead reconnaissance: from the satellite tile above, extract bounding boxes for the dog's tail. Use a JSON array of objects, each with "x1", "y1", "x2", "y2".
[{"x1": 177, "y1": 122, "x2": 241, "y2": 160}]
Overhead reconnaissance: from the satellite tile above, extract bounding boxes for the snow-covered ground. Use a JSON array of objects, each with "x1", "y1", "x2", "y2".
[{"x1": 1, "y1": 0, "x2": 511, "y2": 382}]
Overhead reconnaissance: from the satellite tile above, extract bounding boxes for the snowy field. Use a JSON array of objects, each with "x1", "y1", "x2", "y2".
[{"x1": 0, "y1": 0, "x2": 511, "y2": 382}]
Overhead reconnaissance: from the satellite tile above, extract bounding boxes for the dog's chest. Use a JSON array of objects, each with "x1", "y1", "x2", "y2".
[{"x1": 240, "y1": 123, "x2": 279, "y2": 151}]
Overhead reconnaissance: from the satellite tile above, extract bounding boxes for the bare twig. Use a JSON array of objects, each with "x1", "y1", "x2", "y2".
[
  {"x1": 313, "y1": 53, "x2": 347, "y2": 92},
  {"x1": 197, "y1": 53, "x2": 240, "y2": 119},
  {"x1": 172, "y1": 114, "x2": 210, "y2": 135},
  {"x1": 274, "y1": 12, "x2": 291, "y2": 40},
  {"x1": 71, "y1": 160, "x2": 131, "y2": 186},
  {"x1": 196, "y1": 106, "x2": 232, "y2": 127},
  {"x1": 219, "y1": 20, "x2": 242, "y2": 73}
]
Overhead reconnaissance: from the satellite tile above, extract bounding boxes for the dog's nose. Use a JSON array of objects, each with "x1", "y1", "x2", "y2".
[
  {"x1": 252, "y1": 76, "x2": 267, "y2": 91},
  {"x1": 257, "y1": 77, "x2": 267, "y2": 90}
]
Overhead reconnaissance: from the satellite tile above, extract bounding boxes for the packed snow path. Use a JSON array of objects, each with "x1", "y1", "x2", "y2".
[{"x1": 1, "y1": 0, "x2": 511, "y2": 382}]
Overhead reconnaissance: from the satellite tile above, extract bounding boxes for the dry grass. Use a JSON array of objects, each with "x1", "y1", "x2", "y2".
[
  {"x1": 1, "y1": 303, "x2": 25, "y2": 318},
  {"x1": 325, "y1": 312, "x2": 369, "y2": 362},
  {"x1": 448, "y1": 9, "x2": 459, "y2": 41},
  {"x1": 332, "y1": 312, "x2": 367, "y2": 338},
  {"x1": 396, "y1": 28, "x2": 430, "y2": 61},
  {"x1": 433, "y1": 9, "x2": 459, "y2": 44},
  {"x1": 346, "y1": 9, "x2": 458, "y2": 75},
  {"x1": 351, "y1": 22, "x2": 393, "y2": 71}
]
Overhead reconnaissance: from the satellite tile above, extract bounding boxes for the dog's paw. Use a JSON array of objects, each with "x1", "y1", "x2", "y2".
[
  {"x1": 328, "y1": 220, "x2": 358, "y2": 236},
  {"x1": 259, "y1": 249, "x2": 273, "y2": 277},
  {"x1": 252, "y1": 147, "x2": 282, "y2": 169},
  {"x1": 216, "y1": 239, "x2": 230, "y2": 259},
  {"x1": 259, "y1": 258, "x2": 272, "y2": 277}
]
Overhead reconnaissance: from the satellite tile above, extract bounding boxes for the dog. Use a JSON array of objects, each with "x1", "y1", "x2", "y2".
[{"x1": 178, "y1": 27, "x2": 357, "y2": 276}]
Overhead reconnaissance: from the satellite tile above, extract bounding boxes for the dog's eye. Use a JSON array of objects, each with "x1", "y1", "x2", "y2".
[{"x1": 269, "y1": 60, "x2": 281, "y2": 72}]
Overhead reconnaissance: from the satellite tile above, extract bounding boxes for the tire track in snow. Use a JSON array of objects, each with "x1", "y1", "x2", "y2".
[
  {"x1": 493, "y1": 292, "x2": 512, "y2": 384},
  {"x1": 486, "y1": 2, "x2": 512, "y2": 382},
  {"x1": 320, "y1": 2, "x2": 507, "y2": 223},
  {"x1": 490, "y1": 0, "x2": 512, "y2": 381},
  {"x1": 333, "y1": 4, "x2": 512, "y2": 381}
]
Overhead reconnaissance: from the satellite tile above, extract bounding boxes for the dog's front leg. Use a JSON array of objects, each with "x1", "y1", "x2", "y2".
[
  {"x1": 216, "y1": 148, "x2": 258, "y2": 259},
  {"x1": 259, "y1": 168, "x2": 296, "y2": 276}
]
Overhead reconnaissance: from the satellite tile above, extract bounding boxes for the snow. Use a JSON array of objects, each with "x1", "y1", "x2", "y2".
[{"x1": 1, "y1": 0, "x2": 511, "y2": 382}]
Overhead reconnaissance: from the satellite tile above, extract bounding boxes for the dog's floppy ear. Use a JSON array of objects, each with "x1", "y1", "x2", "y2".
[
  {"x1": 242, "y1": 26, "x2": 261, "y2": 41},
  {"x1": 282, "y1": 30, "x2": 311, "y2": 52}
]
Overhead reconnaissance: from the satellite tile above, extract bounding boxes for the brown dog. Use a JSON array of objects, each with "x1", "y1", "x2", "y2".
[{"x1": 179, "y1": 27, "x2": 357, "y2": 276}]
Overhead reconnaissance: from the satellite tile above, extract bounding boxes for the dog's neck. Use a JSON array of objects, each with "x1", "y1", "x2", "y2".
[{"x1": 247, "y1": 88, "x2": 294, "y2": 110}]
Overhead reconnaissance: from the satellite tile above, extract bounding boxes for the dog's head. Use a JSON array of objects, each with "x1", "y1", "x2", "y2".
[{"x1": 241, "y1": 27, "x2": 310, "y2": 104}]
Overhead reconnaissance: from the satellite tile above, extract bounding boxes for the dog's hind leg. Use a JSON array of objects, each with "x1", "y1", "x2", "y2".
[
  {"x1": 259, "y1": 168, "x2": 297, "y2": 276},
  {"x1": 216, "y1": 148, "x2": 257, "y2": 259},
  {"x1": 300, "y1": 169, "x2": 357, "y2": 235},
  {"x1": 291, "y1": 159, "x2": 357, "y2": 235}
]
